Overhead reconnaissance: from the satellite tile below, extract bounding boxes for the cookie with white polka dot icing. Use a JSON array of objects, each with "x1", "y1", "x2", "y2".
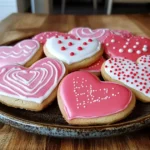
[
  {"x1": 32, "y1": 32, "x2": 76, "y2": 45},
  {"x1": 44, "y1": 36, "x2": 103, "y2": 72},
  {"x1": 101, "y1": 55, "x2": 150, "y2": 102},
  {"x1": 103, "y1": 34, "x2": 150, "y2": 61},
  {"x1": 57, "y1": 71, "x2": 135, "y2": 125},
  {"x1": 81, "y1": 57, "x2": 105, "y2": 76},
  {"x1": 69, "y1": 27, "x2": 132, "y2": 43}
]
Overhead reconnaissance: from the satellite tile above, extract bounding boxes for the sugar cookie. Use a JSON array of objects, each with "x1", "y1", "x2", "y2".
[
  {"x1": 81, "y1": 57, "x2": 105, "y2": 76},
  {"x1": 0, "y1": 58, "x2": 66, "y2": 111},
  {"x1": 103, "y1": 35, "x2": 150, "y2": 61},
  {"x1": 32, "y1": 31, "x2": 76, "y2": 45},
  {"x1": 57, "y1": 71, "x2": 135, "y2": 125},
  {"x1": 0, "y1": 39, "x2": 43, "y2": 68},
  {"x1": 44, "y1": 36, "x2": 103, "y2": 72},
  {"x1": 101, "y1": 56, "x2": 150, "y2": 102},
  {"x1": 69, "y1": 27, "x2": 132, "y2": 42}
]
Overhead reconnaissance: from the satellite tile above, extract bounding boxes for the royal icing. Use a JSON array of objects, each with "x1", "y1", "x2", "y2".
[
  {"x1": 69, "y1": 27, "x2": 132, "y2": 42},
  {"x1": 45, "y1": 36, "x2": 101, "y2": 65},
  {"x1": 0, "y1": 58, "x2": 65, "y2": 103},
  {"x1": 0, "y1": 39, "x2": 40, "y2": 68},
  {"x1": 81, "y1": 57, "x2": 105, "y2": 73},
  {"x1": 32, "y1": 32, "x2": 76, "y2": 44},
  {"x1": 104, "y1": 56, "x2": 150, "y2": 98},
  {"x1": 59, "y1": 71, "x2": 132, "y2": 120},
  {"x1": 104, "y1": 35, "x2": 150, "y2": 61}
]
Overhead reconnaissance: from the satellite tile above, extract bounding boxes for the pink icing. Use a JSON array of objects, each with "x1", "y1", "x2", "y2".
[
  {"x1": 59, "y1": 71, "x2": 132, "y2": 120},
  {"x1": 32, "y1": 32, "x2": 76, "y2": 44},
  {"x1": 0, "y1": 58, "x2": 66, "y2": 103},
  {"x1": 103, "y1": 34, "x2": 150, "y2": 61},
  {"x1": 0, "y1": 39, "x2": 40, "y2": 68},
  {"x1": 81, "y1": 57, "x2": 105, "y2": 72},
  {"x1": 69, "y1": 27, "x2": 132, "y2": 43},
  {"x1": 104, "y1": 56, "x2": 150, "y2": 98}
]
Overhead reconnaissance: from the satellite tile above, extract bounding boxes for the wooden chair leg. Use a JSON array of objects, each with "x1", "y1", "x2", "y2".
[
  {"x1": 107, "y1": 0, "x2": 113, "y2": 15},
  {"x1": 61, "y1": 0, "x2": 66, "y2": 14},
  {"x1": 93, "y1": 0, "x2": 98, "y2": 11}
]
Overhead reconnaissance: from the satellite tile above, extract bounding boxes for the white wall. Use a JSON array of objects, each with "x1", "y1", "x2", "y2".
[{"x1": 0, "y1": 0, "x2": 30, "y2": 21}]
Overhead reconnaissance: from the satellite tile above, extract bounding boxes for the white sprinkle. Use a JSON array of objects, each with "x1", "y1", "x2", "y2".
[
  {"x1": 119, "y1": 49, "x2": 124, "y2": 53},
  {"x1": 133, "y1": 45, "x2": 137, "y2": 48},
  {"x1": 111, "y1": 39, "x2": 115, "y2": 43},
  {"x1": 123, "y1": 45, "x2": 127, "y2": 48},
  {"x1": 136, "y1": 50, "x2": 141, "y2": 54},
  {"x1": 125, "y1": 42, "x2": 129, "y2": 45},
  {"x1": 40, "y1": 37, "x2": 43, "y2": 40},
  {"x1": 143, "y1": 45, "x2": 148, "y2": 48},
  {"x1": 106, "y1": 43, "x2": 109, "y2": 46},
  {"x1": 142, "y1": 47, "x2": 147, "y2": 52},
  {"x1": 128, "y1": 48, "x2": 133, "y2": 53},
  {"x1": 113, "y1": 47, "x2": 116, "y2": 49},
  {"x1": 127, "y1": 39, "x2": 130, "y2": 41},
  {"x1": 136, "y1": 42, "x2": 139, "y2": 45}
]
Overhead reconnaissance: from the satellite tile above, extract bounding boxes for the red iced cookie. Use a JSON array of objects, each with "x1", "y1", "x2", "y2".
[{"x1": 103, "y1": 34, "x2": 150, "y2": 61}]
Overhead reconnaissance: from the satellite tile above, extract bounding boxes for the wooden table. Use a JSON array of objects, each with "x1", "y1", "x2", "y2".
[{"x1": 0, "y1": 13, "x2": 150, "y2": 150}]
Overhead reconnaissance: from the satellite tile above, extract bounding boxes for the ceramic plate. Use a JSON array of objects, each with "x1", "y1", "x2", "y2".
[{"x1": 0, "y1": 39, "x2": 150, "y2": 138}]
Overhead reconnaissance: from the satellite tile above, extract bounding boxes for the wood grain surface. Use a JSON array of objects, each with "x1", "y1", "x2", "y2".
[{"x1": 0, "y1": 13, "x2": 150, "y2": 150}]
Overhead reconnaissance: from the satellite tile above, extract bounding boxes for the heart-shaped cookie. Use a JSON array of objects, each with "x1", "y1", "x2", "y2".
[
  {"x1": 103, "y1": 34, "x2": 150, "y2": 61},
  {"x1": 69, "y1": 27, "x2": 132, "y2": 42},
  {"x1": 32, "y1": 31, "x2": 76, "y2": 45},
  {"x1": 44, "y1": 36, "x2": 103, "y2": 72},
  {"x1": 58, "y1": 71, "x2": 135, "y2": 125},
  {"x1": 81, "y1": 57, "x2": 105, "y2": 76},
  {"x1": 102, "y1": 55, "x2": 150, "y2": 102},
  {"x1": 0, "y1": 39, "x2": 41, "y2": 68},
  {"x1": 0, "y1": 58, "x2": 66, "y2": 111}
]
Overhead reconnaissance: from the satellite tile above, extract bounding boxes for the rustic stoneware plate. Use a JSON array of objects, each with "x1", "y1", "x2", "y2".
[{"x1": 0, "y1": 38, "x2": 150, "y2": 138}]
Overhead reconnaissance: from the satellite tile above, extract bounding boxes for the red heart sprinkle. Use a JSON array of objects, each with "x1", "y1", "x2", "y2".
[
  {"x1": 68, "y1": 42, "x2": 73, "y2": 46},
  {"x1": 70, "y1": 52, "x2": 75, "y2": 56},
  {"x1": 58, "y1": 40, "x2": 62, "y2": 44},
  {"x1": 61, "y1": 46, "x2": 66, "y2": 50},
  {"x1": 78, "y1": 47, "x2": 83, "y2": 51},
  {"x1": 88, "y1": 39, "x2": 93, "y2": 42}
]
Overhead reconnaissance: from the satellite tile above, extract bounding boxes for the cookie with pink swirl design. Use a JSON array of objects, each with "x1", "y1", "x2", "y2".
[
  {"x1": 69, "y1": 27, "x2": 132, "y2": 42},
  {"x1": 32, "y1": 32, "x2": 76, "y2": 45},
  {"x1": 0, "y1": 39, "x2": 43, "y2": 68},
  {"x1": 0, "y1": 57, "x2": 66, "y2": 111}
]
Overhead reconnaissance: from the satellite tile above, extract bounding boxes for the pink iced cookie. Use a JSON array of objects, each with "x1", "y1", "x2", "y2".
[
  {"x1": 81, "y1": 57, "x2": 105, "y2": 76},
  {"x1": 69, "y1": 27, "x2": 132, "y2": 43},
  {"x1": 58, "y1": 71, "x2": 135, "y2": 125},
  {"x1": 32, "y1": 32, "x2": 76, "y2": 45},
  {"x1": 102, "y1": 56, "x2": 150, "y2": 102},
  {"x1": 0, "y1": 57, "x2": 66, "y2": 111},
  {"x1": 0, "y1": 39, "x2": 41, "y2": 68},
  {"x1": 103, "y1": 34, "x2": 150, "y2": 61}
]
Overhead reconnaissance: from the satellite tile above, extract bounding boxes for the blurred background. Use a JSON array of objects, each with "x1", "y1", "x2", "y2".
[{"x1": 0, "y1": 0, "x2": 150, "y2": 21}]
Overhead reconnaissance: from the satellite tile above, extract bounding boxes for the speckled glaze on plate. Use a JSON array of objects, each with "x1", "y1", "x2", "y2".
[{"x1": 0, "y1": 39, "x2": 150, "y2": 138}]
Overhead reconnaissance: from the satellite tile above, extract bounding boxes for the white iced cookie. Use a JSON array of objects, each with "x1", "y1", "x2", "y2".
[{"x1": 44, "y1": 36, "x2": 103, "y2": 72}]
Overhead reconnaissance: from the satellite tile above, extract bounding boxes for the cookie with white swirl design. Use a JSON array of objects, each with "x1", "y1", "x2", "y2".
[
  {"x1": 0, "y1": 39, "x2": 43, "y2": 68},
  {"x1": 44, "y1": 36, "x2": 103, "y2": 72},
  {"x1": 0, "y1": 58, "x2": 67, "y2": 111}
]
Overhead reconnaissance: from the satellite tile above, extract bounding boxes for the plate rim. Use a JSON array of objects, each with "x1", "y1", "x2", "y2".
[{"x1": 0, "y1": 108, "x2": 150, "y2": 138}]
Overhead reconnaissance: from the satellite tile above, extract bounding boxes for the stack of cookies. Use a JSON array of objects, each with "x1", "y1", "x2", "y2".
[{"x1": 0, "y1": 27, "x2": 149, "y2": 125}]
